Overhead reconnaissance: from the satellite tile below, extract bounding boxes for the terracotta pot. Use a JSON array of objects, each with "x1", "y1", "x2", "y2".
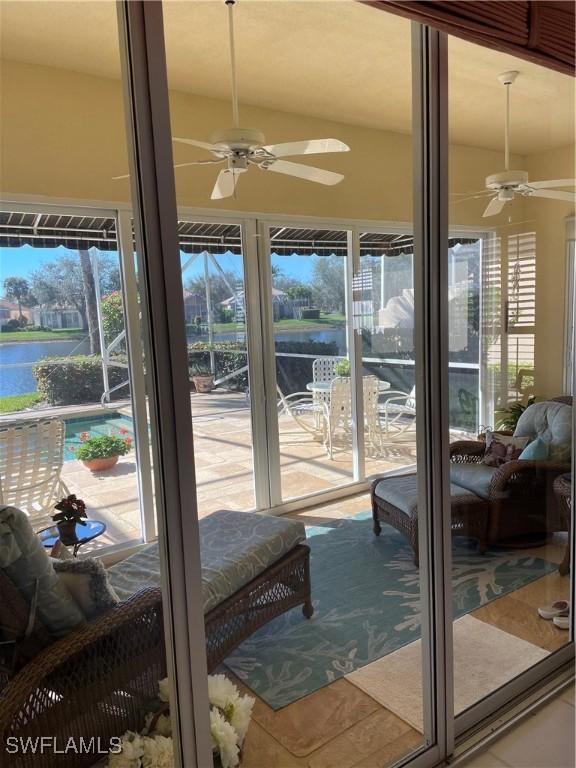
[
  {"x1": 82, "y1": 455, "x2": 119, "y2": 472},
  {"x1": 57, "y1": 520, "x2": 78, "y2": 545},
  {"x1": 193, "y1": 374, "x2": 214, "y2": 393}
]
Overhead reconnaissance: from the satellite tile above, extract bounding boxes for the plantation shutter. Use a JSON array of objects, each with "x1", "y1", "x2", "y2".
[
  {"x1": 506, "y1": 232, "x2": 536, "y2": 400},
  {"x1": 365, "y1": 1, "x2": 575, "y2": 75}
]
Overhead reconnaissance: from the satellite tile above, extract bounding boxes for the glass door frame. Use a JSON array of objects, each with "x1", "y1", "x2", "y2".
[{"x1": 3, "y1": 3, "x2": 572, "y2": 763}]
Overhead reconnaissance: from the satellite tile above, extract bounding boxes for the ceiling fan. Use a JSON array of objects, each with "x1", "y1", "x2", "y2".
[
  {"x1": 453, "y1": 71, "x2": 575, "y2": 218},
  {"x1": 114, "y1": 0, "x2": 349, "y2": 199}
]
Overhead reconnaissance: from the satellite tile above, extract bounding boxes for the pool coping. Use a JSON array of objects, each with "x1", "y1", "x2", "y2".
[{"x1": 0, "y1": 399, "x2": 132, "y2": 425}]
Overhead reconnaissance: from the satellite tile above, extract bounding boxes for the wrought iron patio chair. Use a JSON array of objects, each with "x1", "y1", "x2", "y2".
[
  {"x1": 379, "y1": 386, "x2": 417, "y2": 435},
  {"x1": 323, "y1": 376, "x2": 352, "y2": 458},
  {"x1": 312, "y1": 356, "x2": 344, "y2": 410},
  {"x1": 277, "y1": 385, "x2": 325, "y2": 438},
  {"x1": 0, "y1": 419, "x2": 70, "y2": 529},
  {"x1": 363, "y1": 375, "x2": 384, "y2": 456}
]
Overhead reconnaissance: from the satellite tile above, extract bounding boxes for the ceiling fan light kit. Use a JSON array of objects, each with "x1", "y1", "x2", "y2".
[
  {"x1": 477, "y1": 71, "x2": 575, "y2": 217},
  {"x1": 114, "y1": 0, "x2": 350, "y2": 199},
  {"x1": 450, "y1": 72, "x2": 575, "y2": 218}
]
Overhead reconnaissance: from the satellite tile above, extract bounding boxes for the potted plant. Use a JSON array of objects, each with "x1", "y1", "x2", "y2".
[
  {"x1": 191, "y1": 363, "x2": 215, "y2": 393},
  {"x1": 53, "y1": 494, "x2": 87, "y2": 545},
  {"x1": 334, "y1": 358, "x2": 350, "y2": 376},
  {"x1": 75, "y1": 433, "x2": 132, "y2": 472},
  {"x1": 494, "y1": 396, "x2": 536, "y2": 431}
]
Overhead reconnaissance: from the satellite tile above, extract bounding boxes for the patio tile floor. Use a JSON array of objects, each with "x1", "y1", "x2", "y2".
[{"x1": 60, "y1": 390, "x2": 419, "y2": 549}]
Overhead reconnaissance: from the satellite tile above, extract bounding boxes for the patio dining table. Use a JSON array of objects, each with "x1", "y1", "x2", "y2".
[{"x1": 306, "y1": 379, "x2": 391, "y2": 394}]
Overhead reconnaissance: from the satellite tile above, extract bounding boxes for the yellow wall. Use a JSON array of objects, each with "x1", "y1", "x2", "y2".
[
  {"x1": 1, "y1": 59, "x2": 573, "y2": 401},
  {"x1": 526, "y1": 145, "x2": 576, "y2": 398},
  {"x1": 1, "y1": 59, "x2": 510, "y2": 224}
]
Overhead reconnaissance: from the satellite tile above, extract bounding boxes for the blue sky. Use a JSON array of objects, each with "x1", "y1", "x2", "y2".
[{"x1": 0, "y1": 245, "x2": 314, "y2": 288}]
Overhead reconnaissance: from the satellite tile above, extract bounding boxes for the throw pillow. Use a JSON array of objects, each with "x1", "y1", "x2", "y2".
[
  {"x1": 482, "y1": 430, "x2": 530, "y2": 467},
  {"x1": 0, "y1": 505, "x2": 85, "y2": 637},
  {"x1": 519, "y1": 437, "x2": 549, "y2": 461},
  {"x1": 51, "y1": 558, "x2": 120, "y2": 620}
]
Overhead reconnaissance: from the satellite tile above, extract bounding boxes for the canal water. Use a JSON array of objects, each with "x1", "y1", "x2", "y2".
[
  {"x1": 0, "y1": 339, "x2": 91, "y2": 396},
  {"x1": 0, "y1": 330, "x2": 346, "y2": 397}
]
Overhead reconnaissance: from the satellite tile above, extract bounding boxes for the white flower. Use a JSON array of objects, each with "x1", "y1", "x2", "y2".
[
  {"x1": 210, "y1": 707, "x2": 240, "y2": 768},
  {"x1": 229, "y1": 694, "x2": 254, "y2": 744},
  {"x1": 141, "y1": 735, "x2": 173, "y2": 768},
  {"x1": 108, "y1": 731, "x2": 144, "y2": 768},
  {"x1": 207, "y1": 674, "x2": 240, "y2": 711},
  {"x1": 158, "y1": 678, "x2": 170, "y2": 704}
]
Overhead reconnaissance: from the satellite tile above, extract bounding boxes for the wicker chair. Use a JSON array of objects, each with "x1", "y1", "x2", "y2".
[
  {"x1": 1, "y1": 506, "x2": 312, "y2": 767},
  {"x1": 0, "y1": 420, "x2": 70, "y2": 529},
  {"x1": 449, "y1": 396, "x2": 572, "y2": 543},
  {"x1": 0, "y1": 569, "x2": 165, "y2": 768}
]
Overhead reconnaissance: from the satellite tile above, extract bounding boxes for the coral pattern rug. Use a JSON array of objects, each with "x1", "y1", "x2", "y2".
[{"x1": 224, "y1": 513, "x2": 556, "y2": 709}]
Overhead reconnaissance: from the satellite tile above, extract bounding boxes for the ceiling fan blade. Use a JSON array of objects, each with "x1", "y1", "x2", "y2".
[
  {"x1": 211, "y1": 169, "x2": 239, "y2": 200},
  {"x1": 173, "y1": 137, "x2": 221, "y2": 152},
  {"x1": 263, "y1": 160, "x2": 344, "y2": 186},
  {"x1": 113, "y1": 157, "x2": 225, "y2": 181},
  {"x1": 450, "y1": 190, "x2": 486, "y2": 197},
  {"x1": 527, "y1": 178, "x2": 576, "y2": 190},
  {"x1": 529, "y1": 189, "x2": 576, "y2": 203},
  {"x1": 451, "y1": 192, "x2": 493, "y2": 205},
  {"x1": 262, "y1": 138, "x2": 349, "y2": 158},
  {"x1": 483, "y1": 196, "x2": 507, "y2": 217},
  {"x1": 174, "y1": 158, "x2": 226, "y2": 169}
]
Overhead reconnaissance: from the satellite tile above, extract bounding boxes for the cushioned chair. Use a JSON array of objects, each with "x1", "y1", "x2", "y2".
[
  {"x1": 0, "y1": 507, "x2": 312, "y2": 768},
  {"x1": 449, "y1": 397, "x2": 572, "y2": 543}
]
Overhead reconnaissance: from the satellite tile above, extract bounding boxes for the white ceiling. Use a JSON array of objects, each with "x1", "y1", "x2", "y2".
[{"x1": 1, "y1": 0, "x2": 574, "y2": 155}]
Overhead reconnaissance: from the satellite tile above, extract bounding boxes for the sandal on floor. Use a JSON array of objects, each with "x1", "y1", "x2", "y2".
[
  {"x1": 537, "y1": 601, "x2": 570, "y2": 620},
  {"x1": 553, "y1": 615, "x2": 570, "y2": 630}
]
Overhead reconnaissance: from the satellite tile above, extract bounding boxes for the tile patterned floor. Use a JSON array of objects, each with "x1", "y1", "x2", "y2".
[
  {"x1": 60, "y1": 390, "x2": 419, "y2": 549},
  {"x1": 464, "y1": 684, "x2": 575, "y2": 768},
  {"x1": 56, "y1": 394, "x2": 573, "y2": 767},
  {"x1": 230, "y1": 496, "x2": 573, "y2": 768}
]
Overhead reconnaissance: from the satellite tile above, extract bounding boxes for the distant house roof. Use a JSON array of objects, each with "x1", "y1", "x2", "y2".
[
  {"x1": 0, "y1": 297, "x2": 27, "y2": 311},
  {"x1": 221, "y1": 287, "x2": 286, "y2": 307}
]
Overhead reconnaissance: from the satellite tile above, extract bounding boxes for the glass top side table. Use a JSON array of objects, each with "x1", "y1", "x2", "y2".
[{"x1": 37, "y1": 520, "x2": 107, "y2": 557}]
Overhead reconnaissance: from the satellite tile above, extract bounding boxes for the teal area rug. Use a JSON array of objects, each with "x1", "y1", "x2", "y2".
[{"x1": 224, "y1": 513, "x2": 556, "y2": 709}]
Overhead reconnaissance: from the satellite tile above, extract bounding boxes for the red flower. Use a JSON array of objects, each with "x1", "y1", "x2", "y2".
[
  {"x1": 119, "y1": 426, "x2": 129, "y2": 435},
  {"x1": 79, "y1": 431, "x2": 90, "y2": 442},
  {"x1": 123, "y1": 437, "x2": 133, "y2": 445}
]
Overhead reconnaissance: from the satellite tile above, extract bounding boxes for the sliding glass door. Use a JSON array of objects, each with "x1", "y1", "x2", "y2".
[{"x1": 447, "y1": 33, "x2": 575, "y2": 733}]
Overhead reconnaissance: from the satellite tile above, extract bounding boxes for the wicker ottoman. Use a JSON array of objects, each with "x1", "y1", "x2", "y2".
[
  {"x1": 109, "y1": 510, "x2": 313, "y2": 671},
  {"x1": 371, "y1": 474, "x2": 489, "y2": 566}
]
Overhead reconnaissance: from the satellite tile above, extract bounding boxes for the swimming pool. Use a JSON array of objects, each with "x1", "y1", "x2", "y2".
[{"x1": 64, "y1": 412, "x2": 134, "y2": 461}]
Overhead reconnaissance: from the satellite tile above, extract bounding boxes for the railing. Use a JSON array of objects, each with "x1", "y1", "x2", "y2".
[{"x1": 187, "y1": 347, "x2": 481, "y2": 431}]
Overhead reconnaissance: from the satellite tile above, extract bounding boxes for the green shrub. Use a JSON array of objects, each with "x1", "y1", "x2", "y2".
[
  {"x1": 1, "y1": 318, "x2": 22, "y2": 331},
  {"x1": 75, "y1": 434, "x2": 131, "y2": 460},
  {"x1": 33, "y1": 355, "x2": 130, "y2": 405},
  {"x1": 188, "y1": 339, "x2": 339, "y2": 394},
  {"x1": 101, "y1": 291, "x2": 125, "y2": 346},
  {"x1": 300, "y1": 308, "x2": 320, "y2": 320},
  {"x1": 188, "y1": 342, "x2": 247, "y2": 390}
]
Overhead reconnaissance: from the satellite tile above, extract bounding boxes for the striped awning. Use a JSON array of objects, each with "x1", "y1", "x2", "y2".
[{"x1": 0, "y1": 211, "x2": 476, "y2": 257}]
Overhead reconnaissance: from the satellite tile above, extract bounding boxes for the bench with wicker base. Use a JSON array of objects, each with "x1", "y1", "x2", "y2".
[
  {"x1": 371, "y1": 474, "x2": 489, "y2": 566},
  {"x1": 0, "y1": 508, "x2": 312, "y2": 767}
]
